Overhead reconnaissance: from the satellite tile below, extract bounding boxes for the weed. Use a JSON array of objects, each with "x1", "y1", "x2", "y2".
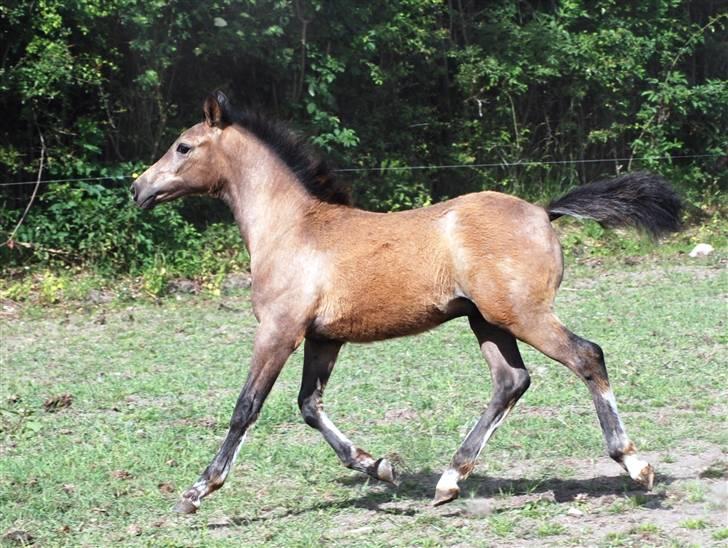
[
  {"x1": 141, "y1": 258, "x2": 169, "y2": 297},
  {"x1": 488, "y1": 514, "x2": 516, "y2": 537},
  {"x1": 536, "y1": 521, "x2": 566, "y2": 537},
  {"x1": 630, "y1": 522, "x2": 659, "y2": 534},
  {"x1": 604, "y1": 531, "x2": 629, "y2": 546},
  {"x1": 38, "y1": 271, "x2": 66, "y2": 304},
  {"x1": 680, "y1": 519, "x2": 707, "y2": 530},
  {"x1": 608, "y1": 499, "x2": 630, "y2": 514},
  {"x1": 684, "y1": 482, "x2": 705, "y2": 503},
  {"x1": 628, "y1": 494, "x2": 651, "y2": 508},
  {"x1": 520, "y1": 500, "x2": 559, "y2": 519}
]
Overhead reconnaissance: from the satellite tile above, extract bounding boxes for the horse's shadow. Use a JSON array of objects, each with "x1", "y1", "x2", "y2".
[{"x1": 203, "y1": 469, "x2": 674, "y2": 528}]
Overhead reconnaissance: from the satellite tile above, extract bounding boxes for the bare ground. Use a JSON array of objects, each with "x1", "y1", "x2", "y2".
[{"x1": 200, "y1": 440, "x2": 727, "y2": 546}]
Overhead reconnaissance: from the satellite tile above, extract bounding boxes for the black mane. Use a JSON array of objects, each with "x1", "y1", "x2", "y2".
[{"x1": 214, "y1": 95, "x2": 352, "y2": 206}]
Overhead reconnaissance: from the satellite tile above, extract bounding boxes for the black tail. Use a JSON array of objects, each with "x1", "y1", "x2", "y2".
[{"x1": 547, "y1": 171, "x2": 682, "y2": 238}]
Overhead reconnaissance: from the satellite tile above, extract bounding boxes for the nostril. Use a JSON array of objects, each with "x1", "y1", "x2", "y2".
[{"x1": 130, "y1": 183, "x2": 138, "y2": 200}]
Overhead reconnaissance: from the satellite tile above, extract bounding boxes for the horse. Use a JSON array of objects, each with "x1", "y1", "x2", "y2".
[{"x1": 131, "y1": 91, "x2": 681, "y2": 514}]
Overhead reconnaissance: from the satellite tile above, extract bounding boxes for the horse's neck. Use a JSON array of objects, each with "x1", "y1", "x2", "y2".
[{"x1": 222, "y1": 159, "x2": 315, "y2": 259}]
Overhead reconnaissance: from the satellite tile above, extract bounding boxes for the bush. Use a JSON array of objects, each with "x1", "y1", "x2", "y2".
[{"x1": 0, "y1": 182, "x2": 249, "y2": 280}]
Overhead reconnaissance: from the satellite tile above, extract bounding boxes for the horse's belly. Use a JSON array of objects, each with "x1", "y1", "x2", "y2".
[{"x1": 310, "y1": 295, "x2": 473, "y2": 343}]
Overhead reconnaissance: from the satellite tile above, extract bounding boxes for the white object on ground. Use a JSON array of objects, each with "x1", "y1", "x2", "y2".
[{"x1": 688, "y1": 243, "x2": 714, "y2": 257}]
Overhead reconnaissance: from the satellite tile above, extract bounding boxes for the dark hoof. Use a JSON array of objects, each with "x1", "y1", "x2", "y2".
[
  {"x1": 432, "y1": 487, "x2": 459, "y2": 507},
  {"x1": 375, "y1": 458, "x2": 399, "y2": 486},
  {"x1": 173, "y1": 497, "x2": 199, "y2": 514}
]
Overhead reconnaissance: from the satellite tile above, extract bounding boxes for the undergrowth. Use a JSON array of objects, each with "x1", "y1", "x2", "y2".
[{"x1": 1, "y1": 181, "x2": 725, "y2": 304}]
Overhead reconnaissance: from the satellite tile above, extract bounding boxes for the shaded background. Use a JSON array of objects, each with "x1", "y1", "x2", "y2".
[{"x1": 0, "y1": 0, "x2": 725, "y2": 273}]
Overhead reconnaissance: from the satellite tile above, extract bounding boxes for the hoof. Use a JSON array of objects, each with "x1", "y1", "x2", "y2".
[
  {"x1": 623, "y1": 454, "x2": 655, "y2": 491},
  {"x1": 635, "y1": 463, "x2": 655, "y2": 491},
  {"x1": 173, "y1": 493, "x2": 200, "y2": 514},
  {"x1": 375, "y1": 458, "x2": 399, "y2": 485},
  {"x1": 432, "y1": 486, "x2": 459, "y2": 507}
]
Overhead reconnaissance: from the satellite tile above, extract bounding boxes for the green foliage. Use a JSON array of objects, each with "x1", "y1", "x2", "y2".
[
  {"x1": 1, "y1": 181, "x2": 248, "y2": 280},
  {"x1": 0, "y1": 0, "x2": 725, "y2": 275}
]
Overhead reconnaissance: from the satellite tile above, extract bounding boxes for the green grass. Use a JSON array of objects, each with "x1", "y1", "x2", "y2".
[
  {"x1": 536, "y1": 521, "x2": 566, "y2": 537},
  {"x1": 680, "y1": 519, "x2": 708, "y2": 530},
  {"x1": 684, "y1": 482, "x2": 706, "y2": 503},
  {"x1": 1, "y1": 257, "x2": 726, "y2": 546},
  {"x1": 630, "y1": 523, "x2": 659, "y2": 535}
]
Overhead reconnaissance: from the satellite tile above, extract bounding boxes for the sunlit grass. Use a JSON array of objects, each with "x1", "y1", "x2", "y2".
[{"x1": 1, "y1": 259, "x2": 726, "y2": 546}]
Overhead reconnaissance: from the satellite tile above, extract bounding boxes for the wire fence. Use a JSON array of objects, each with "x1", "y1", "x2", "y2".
[{"x1": 0, "y1": 153, "x2": 720, "y2": 187}]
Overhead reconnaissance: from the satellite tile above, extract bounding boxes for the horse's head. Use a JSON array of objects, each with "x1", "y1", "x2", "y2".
[{"x1": 131, "y1": 91, "x2": 233, "y2": 209}]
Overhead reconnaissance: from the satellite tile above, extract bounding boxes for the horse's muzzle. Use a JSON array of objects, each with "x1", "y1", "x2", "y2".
[{"x1": 130, "y1": 179, "x2": 158, "y2": 210}]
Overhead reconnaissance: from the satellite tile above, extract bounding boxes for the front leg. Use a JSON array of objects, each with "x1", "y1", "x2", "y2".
[
  {"x1": 174, "y1": 322, "x2": 303, "y2": 514},
  {"x1": 299, "y1": 338, "x2": 398, "y2": 484}
]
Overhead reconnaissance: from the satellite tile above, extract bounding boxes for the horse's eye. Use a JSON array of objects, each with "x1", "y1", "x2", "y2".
[{"x1": 176, "y1": 143, "x2": 192, "y2": 155}]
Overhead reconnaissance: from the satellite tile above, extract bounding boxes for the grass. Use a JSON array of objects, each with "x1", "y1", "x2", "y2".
[
  {"x1": 680, "y1": 519, "x2": 707, "y2": 530},
  {"x1": 536, "y1": 521, "x2": 566, "y2": 537},
  {"x1": 630, "y1": 523, "x2": 659, "y2": 535},
  {"x1": 1, "y1": 255, "x2": 726, "y2": 546},
  {"x1": 683, "y1": 482, "x2": 706, "y2": 503}
]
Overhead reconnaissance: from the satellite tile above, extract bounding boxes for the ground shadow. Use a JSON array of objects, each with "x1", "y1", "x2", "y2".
[
  {"x1": 201, "y1": 469, "x2": 674, "y2": 529},
  {"x1": 339, "y1": 468, "x2": 675, "y2": 504}
]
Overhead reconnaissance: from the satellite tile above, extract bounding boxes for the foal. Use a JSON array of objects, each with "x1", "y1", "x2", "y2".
[{"x1": 131, "y1": 91, "x2": 681, "y2": 513}]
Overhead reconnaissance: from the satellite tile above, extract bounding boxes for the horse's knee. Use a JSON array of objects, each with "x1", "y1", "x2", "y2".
[
  {"x1": 494, "y1": 367, "x2": 531, "y2": 403},
  {"x1": 298, "y1": 394, "x2": 320, "y2": 429},
  {"x1": 569, "y1": 335, "x2": 608, "y2": 388},
  {"x1": 230, "y1": 392, "x2": 261, "y2": 430},
  {"x1": 513, "y1": 368, "x2": 531, "y2": 397}
]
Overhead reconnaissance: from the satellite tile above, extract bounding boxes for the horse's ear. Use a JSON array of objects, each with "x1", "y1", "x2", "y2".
[{"x1": 203, "y1": 91, "x2": 230, "y2": 128}]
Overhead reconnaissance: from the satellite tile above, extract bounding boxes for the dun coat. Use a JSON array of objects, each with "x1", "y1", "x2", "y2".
[{"x1": 131, "y1": 91, "x2": 681, "y2": 513}]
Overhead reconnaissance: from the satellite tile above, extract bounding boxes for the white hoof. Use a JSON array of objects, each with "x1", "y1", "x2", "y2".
[
  {"x1": 623, "y1": 454, "x2": 655, "y2": 490},
  {"x1": 433, "y1": 469, "x2": 460, "y2": 506},
  {"x1": 375, "y1": 458, "x2": 399, "y2": 485}
]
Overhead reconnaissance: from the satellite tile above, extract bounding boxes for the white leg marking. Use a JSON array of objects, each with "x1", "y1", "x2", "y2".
[
  {"x1": 435, "y1": 468, "x2": 461, "y2": 493},
  {"x1": 229, "y1": 432, "x2": 247, "y2": 467},
  {"x1": 319, "y1": 412, "x2": 354, "y2": 447},
  {"x1": 601, "y1": 389, "x2": 630, "y2": 445},
  {"x1": 456, "y1": 407, "x2": 512, "y2": 467},
  {"x1": 478, "y1": 409, "x2": 511, "y2": 455},
  {"x1": 319, "y1": 412, "x2": 377, "y2": 467},
  {"x1": 602, "y1": 390, "x2": 624, "y2": 427},
  {"x1": 601, "y1": 390, "x2": 653, "y2": 487},
  {"x1": 188, "y1": 431, "x2": 249, "y2": 503}
]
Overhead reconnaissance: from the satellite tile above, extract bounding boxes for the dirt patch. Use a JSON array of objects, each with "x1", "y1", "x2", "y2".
[
  {"x1": 375, "y1": 407, "x2": 419, "y2": 425},
  {"x1": 309, "y1": 441, "x2": 727, "y2": 547},
  {"x1": 200, "y1": 443, "x2": 726, "y2": 546},
  {"x1": 0, "y1": 299, "x2": 22, "y2": 320},
  {"x1": 454, "y1": 442, "x2": 727, "y2": 546}
]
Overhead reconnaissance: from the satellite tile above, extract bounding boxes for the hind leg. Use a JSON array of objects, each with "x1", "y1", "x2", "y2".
[
  {"x1": 513, "y1": 313, "x2": 654, "y2": 489},
  {"x1": 298, "y1": 338, "x2": 397, "y2": 484},
  {"x1": 433, "y1": 313, "x2": 531, "y2": 506}
]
